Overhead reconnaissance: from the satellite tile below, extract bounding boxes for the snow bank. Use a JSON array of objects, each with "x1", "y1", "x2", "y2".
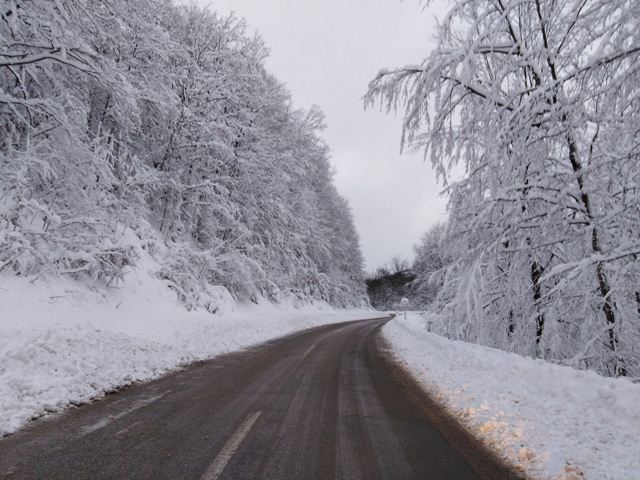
[
  {"x1": 0, "y1": 271, "x2": 377, "y2": 437},
  {"x1": 382, "y1": 312, "x2": 640, "y2": 480}
]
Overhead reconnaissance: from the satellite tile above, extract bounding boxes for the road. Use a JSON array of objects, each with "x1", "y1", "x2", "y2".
[{"x1": 0, "y1": 317, "x2": 520, "y2": 479}]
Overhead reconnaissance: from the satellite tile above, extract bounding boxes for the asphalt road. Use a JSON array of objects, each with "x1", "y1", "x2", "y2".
[{"x1": 0, "y1": 317, "x2": 521, "y2": 479}]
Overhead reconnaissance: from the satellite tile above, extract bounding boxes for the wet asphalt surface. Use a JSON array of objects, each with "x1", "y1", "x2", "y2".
[{"x1": 0, "y1": 317, "x2": 521, "y2": 479}]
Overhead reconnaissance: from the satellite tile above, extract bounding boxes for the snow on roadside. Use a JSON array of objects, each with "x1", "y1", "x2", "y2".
[
  {"x1": 382, "y1": 312, "x2": 640, "y2": 480},
  {"x1": 0, "y1": 271, "x2": 378, "y2": 437}
]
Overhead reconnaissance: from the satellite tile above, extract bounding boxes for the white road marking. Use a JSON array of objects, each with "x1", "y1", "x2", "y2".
[
  {"x1": 79, "y1": 393, "x2": 166, "y2": 437},
  {"x1": 301, "y1": 344, "x2": 316, "y2": 359},
  {"x1": 200, "y1": 411, "x2": 262, "y2": 480}
]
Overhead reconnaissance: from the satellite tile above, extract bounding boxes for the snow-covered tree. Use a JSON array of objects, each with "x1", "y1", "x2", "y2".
[
  {"x1": 367, "y1": 0, "x2": 640, "y2": 376},
  {"x1": 1, "y1": 0, "x2": 367, "y2": 310},
  {"x1": 411, "y1": 222, "x2": 448, "y2": 306},
  {"x1": 0, "y1": 0, "x2": 141, "y2": 283}
]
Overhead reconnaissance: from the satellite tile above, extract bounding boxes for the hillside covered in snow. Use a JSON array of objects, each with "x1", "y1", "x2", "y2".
[{"x1": 1, "y1": 0, "x2": 367, "y2": 313}]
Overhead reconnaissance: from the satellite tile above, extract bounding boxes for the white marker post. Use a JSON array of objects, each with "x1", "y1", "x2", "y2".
[{"x1": 400, "y1": 297, "x2": 409, "y2": 320}]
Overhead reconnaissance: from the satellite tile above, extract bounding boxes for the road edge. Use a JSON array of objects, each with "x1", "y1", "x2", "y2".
[{"x1": 373, "y1": 328, "x2": 528, "y2": 480}]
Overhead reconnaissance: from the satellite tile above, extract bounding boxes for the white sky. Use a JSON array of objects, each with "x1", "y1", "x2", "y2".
[{"x1": 200, "y1": 0, "x2": 448, "y2": 271}]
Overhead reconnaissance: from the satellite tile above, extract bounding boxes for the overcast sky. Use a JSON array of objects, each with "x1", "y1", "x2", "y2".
[{"x1": 200, "y1": 0, "x2": 448, "y2": 271}]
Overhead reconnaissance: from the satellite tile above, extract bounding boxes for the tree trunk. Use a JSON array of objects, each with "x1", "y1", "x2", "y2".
[
  {"x1": 568, "y1": 133, "x2": 625, "y2": 376},
  {"x1": 531, "y1": 261, "x2": 545, "y2": 349}
]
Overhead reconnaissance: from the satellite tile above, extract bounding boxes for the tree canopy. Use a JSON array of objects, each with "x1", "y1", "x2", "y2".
[
  {"x1": 367, "y1": 0, "x2": 640, "y2": 377},
  {"x1": 1, "y1": 0, "x2": 368, "y2": 310}
]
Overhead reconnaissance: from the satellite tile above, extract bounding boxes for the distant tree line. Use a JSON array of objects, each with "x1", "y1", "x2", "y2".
[
  {"x1": 366, "y1": 223, "x2": 448, "y2": 311},
  {"x1": 0, "y1": 0, "x2": 368, "y2": 310},
  {"x1": 365, "y1": 257, "x2": 414, "y2": 311}
]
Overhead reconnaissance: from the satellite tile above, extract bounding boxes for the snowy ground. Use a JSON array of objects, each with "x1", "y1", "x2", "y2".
[
  {"x1": 3, "y1": 270, "x2": 639, "y2": 480},
  {"x1": 382, "y1": 312, "x2": 640, "y2": 480},
  {"x1": 0, "y1": 271, "x2": 377, "y2": 437}
]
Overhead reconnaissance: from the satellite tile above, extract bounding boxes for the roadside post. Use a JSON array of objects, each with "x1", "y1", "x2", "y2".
[{"x1": 400, "y1": 297, "x2": 409, "y2": 320}]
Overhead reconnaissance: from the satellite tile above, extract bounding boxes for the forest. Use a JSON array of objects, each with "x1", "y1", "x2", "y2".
[
  {"x1": 368, "y1": 0, "x2": 640, "y2": 378},
  {"x1": 0, "y1": 0, "x2": 368, "y2": 310},
  {"x1": 4, "y1": 0, "x2": 639, "y2": 381}
]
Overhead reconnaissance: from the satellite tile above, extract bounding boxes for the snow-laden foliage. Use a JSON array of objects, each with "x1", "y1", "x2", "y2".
[
  {"x1": 409, "y1": 222, "x2": 450, "y2": 307},
  {"x1": 0, "y1": 0, "x2": 367, "y2": 309},
  {"x1": 367, "y1": 0, "x2": 640, "y2": 377}
]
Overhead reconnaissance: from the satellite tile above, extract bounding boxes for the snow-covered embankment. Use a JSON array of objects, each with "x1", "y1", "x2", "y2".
[
  {"x1": 382, "y1": 313, "x2": 640, "y2": 480},
  {"x1": 0, "y1": 273, "x2": 377, "y2": 436}
]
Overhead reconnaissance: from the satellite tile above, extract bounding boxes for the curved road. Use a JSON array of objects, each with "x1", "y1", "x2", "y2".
[{"x1": 0, "y1": 317, "x2": 520, "y2": 479}]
